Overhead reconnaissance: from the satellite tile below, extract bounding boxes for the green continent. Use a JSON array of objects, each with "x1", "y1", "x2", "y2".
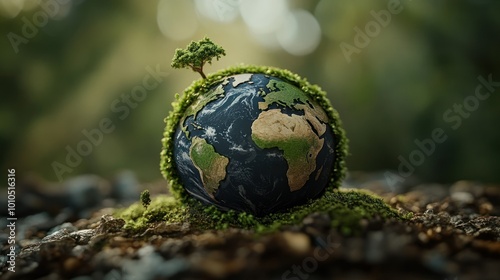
[
  {"x1": 181, "y1": 84, "x2": 225, "y2": 138},
  {"x1": 259, "y1": 79, "x2": 329, "y2": 135},
  {"x1": 258, "y1": 79, "x2": 311, "y2": 110},
  {"x1": 189, "y1": 137, "x2": 229, "y2": 199},
  {"x1": 251, "y1": 110, "x2": 324, "y2": 192}
]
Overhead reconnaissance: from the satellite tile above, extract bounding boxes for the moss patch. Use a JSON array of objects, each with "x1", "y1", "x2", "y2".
[
  {"x1": 160, "y1": 65, "x2": 349, "y2": 202},
  {"x1": 116, "y1": 189, "x2": 407, "y2": 235}
]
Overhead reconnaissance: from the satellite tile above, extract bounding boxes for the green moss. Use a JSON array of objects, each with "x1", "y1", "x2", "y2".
[
  {"x1": 160, "y1": 65, "x2": 349, "y2": 202},
  {"x1": 116, "y1": 189, "x2": 406, "y2": 235}
]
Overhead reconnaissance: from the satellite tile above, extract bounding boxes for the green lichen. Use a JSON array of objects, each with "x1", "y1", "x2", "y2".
[
  {"x1": 160, "y1": 65, "x2": 349, "y2": 203},
  {"x1": 116, "y1": 189, "x2": 406, "y2": 235}
]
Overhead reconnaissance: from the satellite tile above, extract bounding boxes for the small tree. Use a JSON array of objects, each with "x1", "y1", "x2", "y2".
[{"x1": 171, "y1": 37, "x2": 226, "y2": 79}]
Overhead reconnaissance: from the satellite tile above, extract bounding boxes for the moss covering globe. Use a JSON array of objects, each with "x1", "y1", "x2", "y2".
[{"x1": 161, "y1": 66, "x2": 347, "y2": 216}]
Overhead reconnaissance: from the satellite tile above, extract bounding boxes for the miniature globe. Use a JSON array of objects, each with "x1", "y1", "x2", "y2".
[{"x1": 169, "y1": 72, "x2": 343, "y2": 216}]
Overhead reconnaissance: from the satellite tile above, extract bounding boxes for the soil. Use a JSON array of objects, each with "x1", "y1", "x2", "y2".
[{"x1": 1, "y1": 173, "x2": 499, "y2": 280}]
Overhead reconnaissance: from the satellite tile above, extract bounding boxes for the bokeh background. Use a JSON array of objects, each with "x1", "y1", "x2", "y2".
[{"x1": 1, "y1": 0, "x2": 499, "y2": 185}]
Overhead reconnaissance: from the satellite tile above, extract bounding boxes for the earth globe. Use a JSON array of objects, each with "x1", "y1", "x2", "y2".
[{"x1": 161, "y1": 39, "x2": 347, "y2": 217}]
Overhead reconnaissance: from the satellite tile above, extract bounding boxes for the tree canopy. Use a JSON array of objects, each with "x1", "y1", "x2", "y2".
[{"x1": 171, "y1": 37, "x2": 226, "y2": 79}]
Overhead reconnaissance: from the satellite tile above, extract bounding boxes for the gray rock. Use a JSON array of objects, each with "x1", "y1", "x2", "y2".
[
  {"x1": 451, "y1": 192, "x2": 474, "y2": 205},
  {"x1": 65, "y1": 175, "x2": 108, "y2": 211},
  {"x1": 112, "y1": 170, "x2": 140, "y2": 202},
  {"x1": 122, "y1": 245, "x2": 189, "y2": 280},
  {"x1": 366, "y1": 231, "x2": 385, "y2": 263}
]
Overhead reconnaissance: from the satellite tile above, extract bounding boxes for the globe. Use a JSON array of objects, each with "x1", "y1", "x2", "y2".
[{"x1": 171, "y1": 73, "x2": 339, "y2": 216}]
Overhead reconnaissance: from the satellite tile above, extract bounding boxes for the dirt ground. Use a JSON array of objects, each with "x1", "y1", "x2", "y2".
[{"x1": 1, "y1": 173, "x2": 499, "y2": 280}]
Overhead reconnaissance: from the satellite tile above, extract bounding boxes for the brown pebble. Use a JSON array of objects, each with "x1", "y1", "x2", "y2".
[
  {"x1": 252, "y1": 243, "x2": 265, "y2": 254},
  {"x1": 282, "y1": 232, "x2": 310, "y2": 255},
  {"x1": 479, "y1": 202, "x2": 493, "y2": 215},
  {"x1": 418, "y1": 232, "x2": 429, "y2": 243},
  {"x1": 64, "y1": 257, "x2": 80, "y2": 272}
]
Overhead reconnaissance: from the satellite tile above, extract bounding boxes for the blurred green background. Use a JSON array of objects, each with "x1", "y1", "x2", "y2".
[{"x1": 1, "y1": 0, "x2": 499, "y2": 184}]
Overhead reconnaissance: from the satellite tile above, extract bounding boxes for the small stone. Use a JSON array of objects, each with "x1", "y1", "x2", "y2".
[
  {"x1": 282, "y1": 232, "x2": 310, "y2": 255},
  {"x1": 450, "y1": 215, "x2": 463, "y2": 226},
  {"x1": 69, "y1": 229, "x2": 96, "y2": 245},
  {"x1": 479, "y1": 202, "x2": 493, "y2": 215},
  {"x1": 345, "y1": 238, "x2": 364, "y2": 262},
  {"x1": 159, "y1": 239, "x2": 192, "y2": 257},
  {"x1": 422, "y1": 251, "x2": 447, "y2": 273},
  {"x1": 143, "y1": 222, "x2": 190, "y2": 236},
  {"x1": 454, "y1": 249, "x2": 480, "y2": 262},
  {"x1": 72, "y1": 245, "x2": 88, "y2": 258},
  {"x1": 64, "y1": 257, "x2": 80, "y2": 272},
  {"x1": 95, "y1": 215, "x2": 125, "y2": 235},
  {"x1": 252, "y1": 243, "x2": 265, "y2": 254},
  {"x1": 418, "y1": 232, "x2": 429, "y2": 243},
  {"x1": 366, "y1": 231, "x2": 385, "y2": 263},
  {"x1": 122, "y1": 249, "x2": 189, "y2": 279},
  {"x1": 39, "y1": 236, "x2": 77, "y2": 261},
  {"x1": 450, "y1": 180, "x2": 483, "y2": 197},
  {"x1": 65, "y1": 175, "x2": 109, "y2": 211},
  {"x1": 18, "y1": 212, "x2": 52, "y2": 240},
  {"x1": 451, "y1": 192, "x2": 474, "y2": 205},
  {"x1": 48, "y1": 222, "x2": 78, "y2": 236},
  {"x1": 111, "y1": 170, "x2": 140, "y2": 202}
]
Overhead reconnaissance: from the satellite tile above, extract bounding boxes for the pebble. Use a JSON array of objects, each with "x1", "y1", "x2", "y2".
[
  {"x1": 282, "y1": 232, "x2": 311, "y2": 255},
  {"x1": 122, "y1": 247, "x2": 189, "y2": 280},
  {"x1": 143, "y1": 222, "x2": 190, "y2": 236},
  {"x1": 450, "y1": 180, "x2": 483, "y2": 197},
  {"x1": 48, "y1": 222, "x2": 78, "y2": 236},
  {"x1": 345, "y1": 238, "x2": 364, "y2": 262},
  {"x1": 112, "y1": 170, "x2": 140, "y2": 202},
  {"x1": 159, "y1": 238, "x2": 192, "y2": 257},
  {"x1": 70, "y1": 229, "x2": 96, "y2": 245},
  {"x1": 451, "y1": 192, "x2": 474, "y2": 205},
  {"x1": 366, "y1": 231, "x2": 385, "y2": 263},
  {"x1": 95, "y1": 215, "x2": 125, "y2": 234},
  {"x1": 18, "y1": 212, "x2": 52, "y2": 240},
  {"x1": 65, "y1": 175, "x2": 108, "y2": 211}
]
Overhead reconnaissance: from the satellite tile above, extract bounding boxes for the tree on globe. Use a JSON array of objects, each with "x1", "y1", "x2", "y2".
[
  {"x1": 171, "y1": 37, "x2": 226, "y2": 79},
  {"x1": 161, "y1": 38, "x2": 348, "y2": 216}
]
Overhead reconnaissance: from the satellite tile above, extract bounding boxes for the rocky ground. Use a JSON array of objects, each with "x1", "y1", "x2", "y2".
[{"x1": 1, "y1": 172, "x2": 499, "y2": 280}]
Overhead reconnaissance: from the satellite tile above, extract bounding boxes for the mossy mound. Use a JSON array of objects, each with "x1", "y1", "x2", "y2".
[
  {"x1": 116, "y1": 189, "x2": 408, "y2": 235},
  {"x1": 160, "y1": 65, "x2": 349, "y2": 203}
]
